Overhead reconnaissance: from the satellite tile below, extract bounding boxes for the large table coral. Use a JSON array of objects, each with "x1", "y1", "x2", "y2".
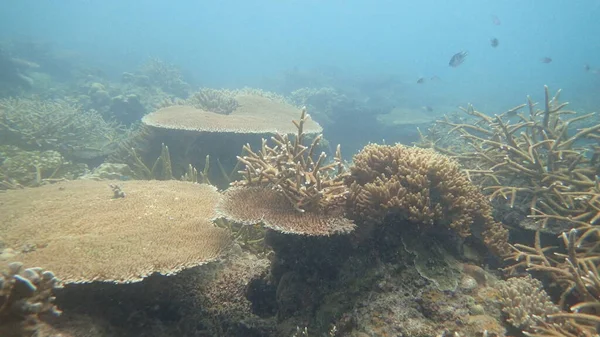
[{"x1": 0, "y1": 180, "x2": 231, "y2": 284}]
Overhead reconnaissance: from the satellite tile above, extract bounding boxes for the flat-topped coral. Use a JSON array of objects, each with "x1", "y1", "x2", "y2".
[
  {"x1": 142, "y1": 93, "x2": 322, "y2": 135},
  {"x1": 216, "y1": 108, "x2": 354, "y2": 236},
  {"x1": 0, "y1": 262, "x2": 61, "y2": 337},
  {"x1": 347, "y1": 143, "x2": 511, "y2": 256},
  {"x1": 0, "y1": 180, "x2": 231, "y2": 284},
  {"x1": 219, "y1": 187, "x2": 354, "y2": 235}
]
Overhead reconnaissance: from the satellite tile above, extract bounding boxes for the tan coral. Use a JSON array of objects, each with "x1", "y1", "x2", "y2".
[
  {"x1": 217, "y1": 186, "x2": 355, "y2": 236},
  {"x1": 216, "y1": 108, "x2": 354, "y2": 236},
  {"x1": 142, "y1": 94, "x2": 322, "y2": 135},
  {"x1": 497, "y1": 275, "x2": 560, "y2": 330},
  {"x1": 347, "y1": 143, "x2": 510, "y2": 256},
  {"x1": 0, "y1": 262, "x2": 62, "y2": 337},
  {"x1": 0, "y1": 180, "x2": 231, "y2": 284}
]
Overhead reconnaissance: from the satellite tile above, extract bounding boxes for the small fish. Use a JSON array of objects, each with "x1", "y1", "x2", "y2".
[
  {"x1": 430, "y1": 75, "x2": 441, "y2": 81},
  {"x1": 491, "y1": 14, "x2": 501, "y2": 25},
  {"x1": 449, "y1": 51, "x2": 468, "y2": 67},
  {"x1": 541, "y1": 57, "x2": 553, "y2": 63},
  {"x1": 422, "y1": 106, "x2": 434, "y2": 113},
  {"x1": 417, "y1": 77, "x2": 425, "y2": 84},
  {"x1": 584, "y1": 64, "x2": 591, "y2": 72},
  {"x1": 490, "y1": 38, "x2": 499, "y2": 48}
]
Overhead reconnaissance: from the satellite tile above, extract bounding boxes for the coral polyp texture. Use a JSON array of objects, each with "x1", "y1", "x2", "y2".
[
  {"x1": 0, "y1": 180, "x2": 231, "y2": 284},
  {"x1": 216, "y1": 108, "x2": 354, "y2": 235},
  {"x1": 347, "y1": 143, "x2": 510, "y2": 256},
  {"x1": 142, "y1": 93, "x2": 322, "y2": 135},
  {"x1": 0, "y1": 262, "x2": 61, "y2": 337}
]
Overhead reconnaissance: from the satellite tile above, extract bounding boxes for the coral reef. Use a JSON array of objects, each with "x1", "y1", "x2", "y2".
[
  {"x1": 419, "y1": 86, "x2": 600, "y2": 232},
  {"x1": 0, "y1": 180, "x2": 231, "y2": 284},
  {"x1": 0, "y1": 97, "x2": 126, "y2": 162},
  {"x1": 142, "y1": 92, "x2": 322, "y2": 134},
  {"x1": 505, "y1": 228, "x2": 600, "y2": 336},
  {"x1": 0, "y1": 262, "x2": 62, "y2": 337},
  {"x1": 216, "y1": 108, "x2": 354, "y2": 235},
  {"x1": 497, "y1": 275, "x2": 560, "y2": 330},
  {"x1": 186, "y1": 88, "x2": 239, "y2": 115},
  {"x1": 0, "y1": 146, "x2": 87, "y2": 188},
  {"x1": 346, "y1": 143, "x2": 511, "y2": 256}
]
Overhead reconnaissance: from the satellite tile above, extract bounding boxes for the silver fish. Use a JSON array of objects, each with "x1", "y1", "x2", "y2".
[{"x1": 449, "y1": 51, "x2": 468, "y2": 67}]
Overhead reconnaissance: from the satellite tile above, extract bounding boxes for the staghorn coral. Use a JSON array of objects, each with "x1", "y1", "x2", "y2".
[
  {"x1": 0, "y1": 262, "x2": 62, "y2": 337},
  {"x1": 0, "y1": 180, "x2": 231, "y2": 284},
  {"x1": 186, "y1": 88, "x2": 239, "y2": 115},
  {"x1": 505, "y1": 228, "x2": 600, "y2": 336},
  {"x1": 419, "y1": 86, "x2": 600, "y2": 232},
  {"x1": 0, "y1": 97, "x2": 127, "y2": 157},
  {"x1": 216, "y1": 108, "x2": 355, "y2": 236},
  {"x1": 497, "y1": 275, "x2": 560, "y2": 330},
  {"x1": 346, "y1": 143, "x2": 511, "y2": 256}
]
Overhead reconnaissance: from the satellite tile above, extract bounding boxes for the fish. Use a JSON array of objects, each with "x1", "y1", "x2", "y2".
[
  {"x1": 430, "y1": 75, "x2": 441, "y2": 81},
  {"x1": 449, "y1": 51, "x2": 468, "y2": 67},
  {"x1": 417, "y1": 77, "x2": 425, "y2": 84},
  {"x1": 541, "y1": 57, "x2": 553, "y2": 63},
  {"x1": 421, "y1": 106, "x2": 434, "y2": 113},
  {"x1": 490, "y1": 38, "x2": 499, "y2": 48},
  {"x1": 491, "y1": 14, "x2": 501, "y2": 25},
  {"x1": 585, "y1": 64, "x2": 591, "y2": 72}
]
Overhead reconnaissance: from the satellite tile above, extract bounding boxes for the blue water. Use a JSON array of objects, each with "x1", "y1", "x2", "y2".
[{"x1": 2, "y1": 0, "x2": 599, "y2": 110}]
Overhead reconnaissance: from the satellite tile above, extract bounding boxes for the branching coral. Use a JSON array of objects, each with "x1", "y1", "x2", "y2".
[
  {"x1": 419, "y1": 86, "x2": 600, "y2": 231},
  {"x1": 505, "y1": 228, "x2": 600, "y2": 336},
  {"x1": 497, "y1": 275, "x2": 560, "y2": 330},
  {"x1": 216, "y1": 108, "x2": 355, "y2": 235},
  {"x1": 233, "y1": 108, "x2": 348, "y2": 213},
  {"x1": 186, "y1": 88, "x2": 239, "y2": 115},
  {"x1": 0, "y1": 97, "x2": 127, "y2": 156},
  {"x1": 346, "y1": 143, "x2": 511, "y2": 256},
  {"x1": 0, "y1": 262, "x2": 62, "y2": 337}
]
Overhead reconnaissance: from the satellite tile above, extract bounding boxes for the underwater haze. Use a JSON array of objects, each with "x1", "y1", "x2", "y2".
[{"x1": 2, "y1": 0, "x2": 600, "y2": 110}]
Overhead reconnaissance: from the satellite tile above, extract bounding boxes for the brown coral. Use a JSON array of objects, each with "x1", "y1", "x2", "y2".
[
  {"x1": 142, "y1": 94, "x2": 322, "y2": 135},
  {"x1": 419, "y1": 86, "x2": 600, "y2": 231},
  {"x1": 347, "y1": 143, "x2": 510, "y2": 256},
  {"x1": 0, "y1": 262, "x2": 62, "y2": 337},
  {"x1": 216, "y1": 108, "x2": 354, "y2": 236},
  {"x1": 0, "y1": 180, "x2": 231, "y2": 284},
  {"x1": 497, "y1": 275, "x2": 560, "y2": 330},
  {"x1": 217, "y1": 187, "x2": 354, "y2": 235}
]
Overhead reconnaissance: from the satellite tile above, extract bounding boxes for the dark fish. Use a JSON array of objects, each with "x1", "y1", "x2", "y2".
[
  {"x1": 449, "y1": 51, "x2": 468, "y2": 67},
  {"x1": 584, "y1": 64, "x2": 591, "y2": 72},
  {"x1": 490, "y1": 38, "x2": 499, "y2": 48},
  {"x1": 422, "y1": 106, "x2": 434, "y2": 112},
  {"x1": 417, "y1": 77, "x2": 425, "y2": 84},
  {"x1": 541, "y1": 57, "x2": 553, "y2": 63},
  {"x1": 491, "y1": 14, "x2": 501, "y2": 25}
]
